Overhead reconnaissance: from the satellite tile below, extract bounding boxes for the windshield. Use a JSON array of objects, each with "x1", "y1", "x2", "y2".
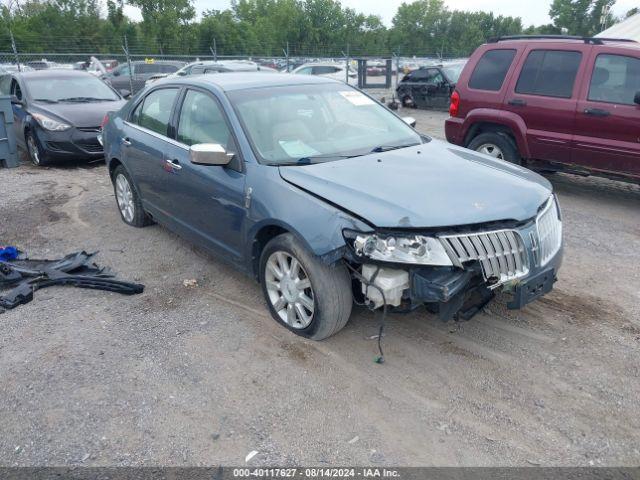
[
  {"x1": 442, "y1": 64, "x2": 464, "y2": 83},
  {"x1": 25, "y1": 75, "x2": 120, "y2": 102},
  {"x1": 229, "y1": 83, "x2": 423, "y2": 165}
]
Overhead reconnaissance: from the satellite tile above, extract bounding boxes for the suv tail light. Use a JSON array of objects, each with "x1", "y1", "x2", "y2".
[{"x1": 449, "y1": 90, "x2": 460, "y2": 117}]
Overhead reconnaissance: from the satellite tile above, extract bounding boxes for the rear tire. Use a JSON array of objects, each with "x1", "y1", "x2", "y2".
[
  {"x1": 468, "y1": 132, "x2": 521, "y2": 165},
  {"x1": 112, "y1": 165, "x2": 153, "y2": 228},
  {"x1": 259, "y1": 233, "x2": 352, "y2": 340}
]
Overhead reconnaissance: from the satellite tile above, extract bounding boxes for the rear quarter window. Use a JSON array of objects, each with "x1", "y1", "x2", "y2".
[{"x1": 468, "y1": 49, "x2": 516, "y2": 91}]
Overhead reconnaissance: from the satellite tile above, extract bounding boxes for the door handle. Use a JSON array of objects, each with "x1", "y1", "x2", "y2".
[
  {"x1": 584, "y1": 108, "x2": 610, "y2": 117},
  {"x1": 508, "y1": 99, "x2": 527, "y2": 107},
  {"x1": 121, "y1": 137, "x2": 131, "y2": 147},
  {"x1": 165, "y1": 158, "x2": 182, "y2": 171}
]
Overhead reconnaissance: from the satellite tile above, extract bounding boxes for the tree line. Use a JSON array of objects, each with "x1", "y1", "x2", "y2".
[{"x1": 0, "y1": 0, "x2": 632, "y2": 58}]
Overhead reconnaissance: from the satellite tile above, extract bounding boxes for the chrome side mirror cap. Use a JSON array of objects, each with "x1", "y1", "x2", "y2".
[
  {"x1": 189, "y1": 143, "x2": 232, "y2": 166},
  {"x1": 402, "y1": 116, "x2": 417, "y2": 128}
]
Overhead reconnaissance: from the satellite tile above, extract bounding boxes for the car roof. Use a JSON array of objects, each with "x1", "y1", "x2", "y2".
[
  {"x1": 486, "y1": 36, "x2": 640, "y2": 50},
  {"x1": 131, "y1": 60, "x2": 185, "y2": 65},
  {"x1": 13, "y1": 69, "x2": 102, "y2": 79},
  {"x1": 296, "y1": 62, "x2": 344, "y2": 68},
  {"x1": 164, "y1": 72, "x2": 338, "y2": 91}
]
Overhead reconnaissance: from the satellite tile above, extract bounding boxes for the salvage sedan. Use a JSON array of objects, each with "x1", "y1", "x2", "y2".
[
  {"x1": 1, "y1": 70, "x2": 126, "y2": 165},
  {"x1": 103, "y1": 74, "x2": 563, "y2": 340}
]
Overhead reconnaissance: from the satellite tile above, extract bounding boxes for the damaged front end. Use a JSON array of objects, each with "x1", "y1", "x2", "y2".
[{"x1": 342, "y1": 196, "x2": 563, "y2": 322}]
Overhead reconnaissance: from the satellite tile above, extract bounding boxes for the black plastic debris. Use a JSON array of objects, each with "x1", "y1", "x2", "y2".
[{"x1": 0, "y1": 251, "x2": 144, "y2": 311}]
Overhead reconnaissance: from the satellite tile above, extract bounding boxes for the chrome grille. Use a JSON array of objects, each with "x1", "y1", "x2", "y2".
[
  {"x1": 440, "y1": 229, "x2": 529, "y2": 284},
  {"x1": 536, "y1": 197, "x2": 562, "y2": 266}
]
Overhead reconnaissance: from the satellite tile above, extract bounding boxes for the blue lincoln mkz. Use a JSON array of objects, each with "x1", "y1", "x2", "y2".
[{"x1": 103, "y1": 73, "x2": 563, "y2": 340}]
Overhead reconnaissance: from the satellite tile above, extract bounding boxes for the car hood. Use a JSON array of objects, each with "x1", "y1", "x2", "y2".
[
  {"x1": 279, "y1": 140, "x2": 552, "y2": 229},
  {"x1": 32, "y1": 100, "x2": 127, "y2": 128}
]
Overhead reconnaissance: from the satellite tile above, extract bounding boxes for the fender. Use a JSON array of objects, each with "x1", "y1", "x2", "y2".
[{"x1": 461, "y1": 108, "x2": 531, "y2": 159}]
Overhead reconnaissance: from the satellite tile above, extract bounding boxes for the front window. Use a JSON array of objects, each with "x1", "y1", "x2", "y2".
[
  {"x1": 177, "y1": 90, "x2": 233, "y2": 148},
  {"x1": 588, "y1": 54, "x2": 640, "y2": 105},
  {"x1": 25, "y1": 75, "x2": 120, "y2": 102},
  {"x1": 229, "y1": 83, "x2": 423, "y2": 165}
]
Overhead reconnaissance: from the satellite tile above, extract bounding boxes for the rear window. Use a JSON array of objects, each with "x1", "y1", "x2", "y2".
[
  {"x1": 515, "y1": 50, "x2": 582, "y2": 98},
  {"x1": 468, "y1": 49, "x2": 516, "y2": 91}
]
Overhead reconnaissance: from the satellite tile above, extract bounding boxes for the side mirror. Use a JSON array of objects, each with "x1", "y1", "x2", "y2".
[
  {"x1": 402, "y1": 116, "x2": 417, "y2": 128},
  {"x1": 190, "y1": 143, "x2": 231, "y2": 166},
  {"x1": 10, "y1": 95, "x2": 22, "y2": 106},
  {"x1": 119, "y1": 89, "x2": 131, "y2": 99},
  {"x1": 634, "y1": 91, "x2": 640, "y2": 105}
]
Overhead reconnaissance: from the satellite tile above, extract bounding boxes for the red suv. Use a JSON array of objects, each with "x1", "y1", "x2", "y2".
[{"x1": 445, "y1": 35, "x2": 640, "y2": 183}]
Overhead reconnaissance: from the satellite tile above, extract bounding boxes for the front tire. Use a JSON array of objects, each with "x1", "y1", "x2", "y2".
[
  {"x1": 112, "y1": 165, "x2": 153, "y2": 227},
  {"x1": 259, "y1": 233, "x2": 352, "y2": 340},
  {"x1": 468, "y1": 132, "x2": 521, "y2": 165},
  {"x1": 25, "y1": 130, "x2": 48, "y2": 166}
]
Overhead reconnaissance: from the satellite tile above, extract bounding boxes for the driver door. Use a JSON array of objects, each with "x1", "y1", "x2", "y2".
[
  {"x1": 573, "y1": 51, "x2": 640, "y2": 177},
  {"x1": 162, "y1": 88, "x2": 246, "y2": 260}
]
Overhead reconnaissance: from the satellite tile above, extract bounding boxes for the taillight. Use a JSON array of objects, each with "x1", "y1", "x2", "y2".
[
  {"x1": 449, "y1": 90, "x2": 460, "y2": 117},
  {"x1": 100, "y1": 114, "x2": 109, "y2": 129}
]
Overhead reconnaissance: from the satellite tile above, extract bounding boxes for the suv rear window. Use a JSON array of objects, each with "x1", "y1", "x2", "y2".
[
  {"x1": 515, "y1": 50, "x2": 582, "y2": 98},
  {"x1": 468, "y1": 49, "x2": 516, "y2": 91}
]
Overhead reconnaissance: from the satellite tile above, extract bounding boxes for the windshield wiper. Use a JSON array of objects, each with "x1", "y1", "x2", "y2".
[
  {"x1": 277, "y1": 154, "x2": 361, "y2": 166},
  {"x1": 33, "y1": 98, "x2": 58, "y2": 104},
  {"x1": 370, "y1": 143, "x2": 420, "y2": 153},
  {"x1": 57, "y1": 97, "x2": 115, "y2": 103}
]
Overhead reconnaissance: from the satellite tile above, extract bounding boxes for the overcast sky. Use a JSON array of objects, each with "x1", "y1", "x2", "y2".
[{"x1": 124, "y1": 0, "x2": 638, "y2": 27}]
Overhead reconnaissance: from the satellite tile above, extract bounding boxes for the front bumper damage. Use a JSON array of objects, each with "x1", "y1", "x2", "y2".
[{"x1": 343, "y1": 198, "x2": 564, "y2": 322}]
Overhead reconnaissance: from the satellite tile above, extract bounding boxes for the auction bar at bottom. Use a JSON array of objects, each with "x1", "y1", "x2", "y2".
[{"x1": 0, "y1": 468, "x2": 638, "y2": 480}]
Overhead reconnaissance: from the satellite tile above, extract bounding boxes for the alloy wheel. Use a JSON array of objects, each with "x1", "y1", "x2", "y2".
[
  {"x1": 265, "y1": 251, "x2": 315, "y2": 329},
  {"x1": 477, "y1": 143, "x2": 504, "y2": 160},
  {"x1": 27, "y1": 134, "x2": 41, "y2": 166},
  {"x1": 115, "y1": 174, "x2": 135, "y2": 223}
]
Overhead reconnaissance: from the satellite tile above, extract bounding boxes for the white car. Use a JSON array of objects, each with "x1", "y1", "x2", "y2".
[{"x1": 291, "y1": 63, "x2": 357, "y2": 85}]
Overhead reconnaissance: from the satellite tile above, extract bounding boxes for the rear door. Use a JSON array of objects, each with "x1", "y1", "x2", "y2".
[
  {"x1": 503, "y1": 46, "x2": 587, "y2": 163},
  {"x1": 162, "y1": 88, "x2": 246, "y2": 259},
  {"x1": 573, "y1": 50, "x2": 640, "y2": 177},
  {"x1": 121, "y1": 87, "x2": 180, "y2": 214}
]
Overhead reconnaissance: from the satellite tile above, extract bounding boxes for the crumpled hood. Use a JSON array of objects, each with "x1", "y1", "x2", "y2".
[
  {"x1": 33, "y1": 100, "x2": 127, "y2": 128},
  {"x1": 279, "y1": 140, "x2": 552, "y2": 229}
]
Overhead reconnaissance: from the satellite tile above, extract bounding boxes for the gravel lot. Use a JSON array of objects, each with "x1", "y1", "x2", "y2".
[{"x1": 1, "y1": 109, "x2": 639, "y2": 467}]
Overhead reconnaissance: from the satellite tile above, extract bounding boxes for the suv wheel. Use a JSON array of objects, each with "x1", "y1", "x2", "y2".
[
  {"x1": 259, "y1": 233, "x2": 352, "y2": 340},
  {"x1": 468, "y1": 132, "x2": 521, "y2": 165}
]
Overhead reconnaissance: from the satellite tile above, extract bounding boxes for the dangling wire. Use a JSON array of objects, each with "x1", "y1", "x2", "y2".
[{"x1": 344, "y1": 262, "x2": 388, "y2": 364}]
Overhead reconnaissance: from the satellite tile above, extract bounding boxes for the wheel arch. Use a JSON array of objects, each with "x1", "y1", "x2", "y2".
[
  {"x1": 461, "y1": 110, "x2": 530, "y2": 158},
  {"x1": 247, "y1": 220, "x2": 347, "y2": 281}
]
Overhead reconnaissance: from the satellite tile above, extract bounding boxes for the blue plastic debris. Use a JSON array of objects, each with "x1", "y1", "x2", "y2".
[{"x1": 0, "y1": 246, "x2": 20, "y2": 261}]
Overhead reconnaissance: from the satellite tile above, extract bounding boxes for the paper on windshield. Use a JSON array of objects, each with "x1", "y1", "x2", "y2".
[
  {"x1": 278, "y1": 140, "x2": 320, "y2": 159},
  {"x1": 338, "y1": 90, "x2": 375, "y2": 106}
]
